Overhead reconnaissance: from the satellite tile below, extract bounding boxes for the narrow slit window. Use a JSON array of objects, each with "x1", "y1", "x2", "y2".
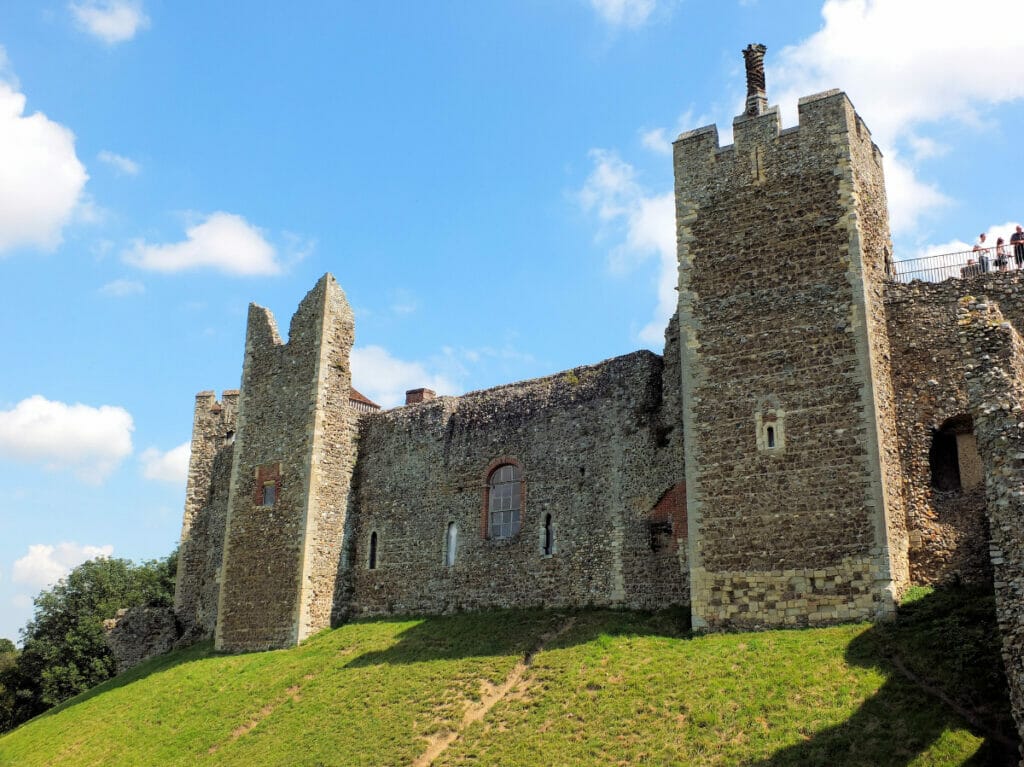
[
  {"x1": 542, "y1": 513, "x2": 553, "y2": 556},
  {"x1": 756, "y1": 409, "x2": 785, "y2": 453},
  {"x1": 368, "y1": 531, "x2": 378, "y2": 570},
  {"x1": 445, "y1": 522, "x2": 457, "y2": 567}
]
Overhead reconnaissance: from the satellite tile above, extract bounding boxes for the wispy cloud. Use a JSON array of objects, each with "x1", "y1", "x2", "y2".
[
  {"x1": 388, "y1": 288, "x2": 419, "y2": 316},
  {"x1": 69, "y1": 1, "x2": 150, "y2": 45},
  {"x1": 125, "y1": 212, "x2": 282, "y2": 276},
  {"x1": 140, "y1": 442, "x2": 190, "y2": 485},
  {"x1": 579, "y1": 149, "x2": 675, "y2": 344},
  {"x1": 588, "y1": 0, "x2": 658, "y2": 27},
  {"x1": 351, "y1": 346, "x2": 460, "y2": 409},
  {"x1": 99, "y1": 277, "x2": 144, "y2": 296},
  {"x1": 0, "y1": 395, "x2": 133, "y2": 483},
  {"x1": 98, "y1": 149, "x2": 140, "y2": 176},
  {"x1": 639, "y1": 128, "x2": 672, "y2": 155}
]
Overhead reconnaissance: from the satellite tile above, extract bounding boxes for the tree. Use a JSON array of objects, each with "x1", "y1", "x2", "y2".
[
  {"x1": 0, "y1": 639, "x2": 16, "y2": 732},
  {"x1": 0, "y1": 551, "x2": 176, "y2": 732}
]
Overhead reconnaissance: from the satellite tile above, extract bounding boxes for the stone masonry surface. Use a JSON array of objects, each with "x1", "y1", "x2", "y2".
[
  {"x1": 673, "y1": 90, "x2": 903, "y2": 630},
  {"x1": 174, "y1": 390, "x2": 237, "y2": 640},
  {"x1": 346, "y1": 351, "x2": 687, "y2": 617},
  {"x1": 215, "y1": 275, "x2": 355, "y2": 652},
  {"x1": 957, "y1": 296, "x2": 1024, "y2": 751}
]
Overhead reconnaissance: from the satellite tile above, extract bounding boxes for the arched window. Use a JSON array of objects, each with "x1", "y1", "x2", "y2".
[
  {"x1": 368, "y1": 531, "x2": 378, "y2": 570},
  {"x1": 488, "y1": 464, "x2": 521, "y2": 539},
  {"x1": 542, "y1": 513, "x2": 553, "y2": 556},
  {"x1": 445, "y1": 522, "x2": 458, "y2": 566}
]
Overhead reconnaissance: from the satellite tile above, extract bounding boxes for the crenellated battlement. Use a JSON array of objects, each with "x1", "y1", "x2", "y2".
[{"x1": 674, "y1": 89, "x2": 882, "y2": 199}]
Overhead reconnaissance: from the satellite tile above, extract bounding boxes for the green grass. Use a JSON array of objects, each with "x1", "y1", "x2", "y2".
[{"x1": 0, "y1": 586, "x2": 1015, "y2": 766}]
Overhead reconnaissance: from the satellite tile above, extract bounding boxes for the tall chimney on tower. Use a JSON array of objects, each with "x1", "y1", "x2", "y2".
[{"x1": 743, "y1": 43, "x2": 768, "y2": 117}]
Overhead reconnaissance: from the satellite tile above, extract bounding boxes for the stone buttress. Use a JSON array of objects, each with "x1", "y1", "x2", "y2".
[
  {"x1": 673, "y1": 58, "x2": 908, "y2": 629},
  {"x1": 215, "y1": 274, "x2": 358, "y2": 652}
]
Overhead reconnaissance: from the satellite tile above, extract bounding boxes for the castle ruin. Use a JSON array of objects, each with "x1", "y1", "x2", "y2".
[{"x1": 173, "y1": 47, "x2": 1024, "y2": 745}]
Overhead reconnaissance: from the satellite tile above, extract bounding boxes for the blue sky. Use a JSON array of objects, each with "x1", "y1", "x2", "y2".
[{"x1": 1, "y1": 0, "x2": 1022, "y2": 641}]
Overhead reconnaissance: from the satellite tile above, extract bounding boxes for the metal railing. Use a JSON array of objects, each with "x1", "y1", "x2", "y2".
[{"x1": 890, "y1": 244, "x2": 1024, "y2": 283}]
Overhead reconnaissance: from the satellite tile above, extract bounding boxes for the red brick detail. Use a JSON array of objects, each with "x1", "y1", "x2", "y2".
[
  {"x1": 480, "y1": 456, "x2": 526, "y2": 539},
  {"x1": 650, "y1": 481, "x2": 687, "y2": 549},
  {"x1": 405, "y1": 388, "x2": 436, "y2": 405},
  {"x1": 253, "y1": 462, "x2": 283, "y2": 505}
]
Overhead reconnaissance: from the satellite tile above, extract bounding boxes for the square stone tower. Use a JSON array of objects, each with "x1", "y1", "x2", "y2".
[
  {"x1": 674, "y1": 46, "x2": 908, "y2": 629},
  {"x1": 215, "y1": 274, "x2": 359, "y2": 652}
]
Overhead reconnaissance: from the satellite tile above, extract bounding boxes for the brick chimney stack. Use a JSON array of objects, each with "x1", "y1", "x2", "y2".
[{"x1": 405, "y1": 388, "x2": 436, "y2": 405}]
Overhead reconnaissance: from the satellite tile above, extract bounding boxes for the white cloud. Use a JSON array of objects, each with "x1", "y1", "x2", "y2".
[
  {"x1": 914, "y1": 221, "x2": 1022, "y2": 260},
  {"x1": 389, "y1": 288, "x2": 418, "y2": 316},
  {"x1": 70, "y1": 0, "x2": 150, "y2": 45},
  {"x1": 98, "y1": 149, "x2": 139, "y2": 176},
  {"x1": 0, "y1": 395, "x2": 134, "y2": 482},
  {"x1": 125, "y1": 212, "x2": 282, "y2": 275},
  {"x1": 879, "y1": 152, "x2": 952, "y2": 237},
  {"x1": 0, "y1": 73, "x2": 88, "y2": 254},
  {"x1": 579, "y1": 149, "x2": 675, "y2": 344},
  {"x1": 772, "y1": 0, "x2": 1024, "y2": 233},
  {"x1": 99, "y1": 277, "x2": 145, "y2": 296},
  {"x1": 351, "y1": 345, "x2": 461, "y2": 409},
  {"x1": 906, "y1": 134, "x2": 948, "y2": 162},
  {"x1": 640, "y1": 127, "x2": 672, "y2": 155},
  {"x1": 140, "y1": 441, "x2": 190, "y2": 484},
  {"x1": 589, "y1": 0, "x2": 657, "y2": 27},
  {"x1": 12, "y1": 542, "x2": 113, "y2": 589}
]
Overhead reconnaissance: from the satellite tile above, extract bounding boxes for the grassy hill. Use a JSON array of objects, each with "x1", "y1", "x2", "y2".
[{"x1": 0, "y1": 585, "x2": 1017, "y2": 766}]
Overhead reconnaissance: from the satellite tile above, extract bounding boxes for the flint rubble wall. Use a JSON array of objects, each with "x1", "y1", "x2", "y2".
[{"x1": 343, "y1": 351, "x2": 688, "y2": 617}]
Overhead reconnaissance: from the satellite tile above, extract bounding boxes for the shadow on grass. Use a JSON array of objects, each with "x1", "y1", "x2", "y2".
[
  {"x1": 343, "y1": 606, "x2": 691, "y2": 668},
  {"x1": 753, "y1": 584, "x2": 1019, "y2": 767}
]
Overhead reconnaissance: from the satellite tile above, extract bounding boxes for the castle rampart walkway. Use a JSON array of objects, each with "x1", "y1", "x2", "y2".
[{"x1": 891, "y1": 245, "x2": 1024, "y2": 283}]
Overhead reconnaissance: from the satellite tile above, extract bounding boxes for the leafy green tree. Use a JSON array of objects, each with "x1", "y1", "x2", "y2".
[
  {"x1": 0, "y1": 551, "x2": 176, "y2": 732},
  {"x1": 0, "y1": 639, "x2": 17, "y2": 732}
]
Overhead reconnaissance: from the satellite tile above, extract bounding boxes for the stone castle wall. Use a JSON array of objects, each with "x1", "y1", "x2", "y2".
[
  {"x1": 956, "y1": 295, "x2": 1024, "y2": 750},
  {"x1": 342, "y1": 351, "x2": 688, "y2": 618},
  {"x1": 883, "y1": 276, "x2": 1024, "y2": 584},
  {"x1": 674, "y1": 91, "x2": 902, "y2": 629},
  {"x1": 215, "y1": 276, "x2": 356, "y2": 652},
  {"x1": 174, "y1": 390, "x2": 237, "y2": 639}
]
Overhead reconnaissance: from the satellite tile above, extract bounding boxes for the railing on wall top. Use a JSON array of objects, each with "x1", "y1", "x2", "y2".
[{"x1": 889, "y1": 244, "x2": 1024, "y2": 283}]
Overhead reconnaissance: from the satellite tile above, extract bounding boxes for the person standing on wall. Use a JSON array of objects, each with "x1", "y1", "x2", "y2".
[
  {"x1": 974, "y1": 232, "x2": 990, "y2": 273},
  {"x1": 996, "y1": 237, "x2": 1009, "y2": 271},
  {"x1": 1011, "y1": 225, "x2": 1024, "y2": 270}
]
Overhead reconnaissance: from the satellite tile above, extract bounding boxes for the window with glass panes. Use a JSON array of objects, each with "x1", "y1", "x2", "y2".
[{"x1": 488, "y1": 464, "x2": 521, "y2": 539}]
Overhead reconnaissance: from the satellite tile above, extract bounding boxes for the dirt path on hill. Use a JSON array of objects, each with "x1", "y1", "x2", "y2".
[{"x1": 411, "y1": 616, "x2": 576, "y2": 767}]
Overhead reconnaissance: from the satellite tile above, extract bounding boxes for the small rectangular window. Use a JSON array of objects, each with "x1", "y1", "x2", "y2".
[{"x1": 262, "y1": 482, "x2": 276, "y2": 507}]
